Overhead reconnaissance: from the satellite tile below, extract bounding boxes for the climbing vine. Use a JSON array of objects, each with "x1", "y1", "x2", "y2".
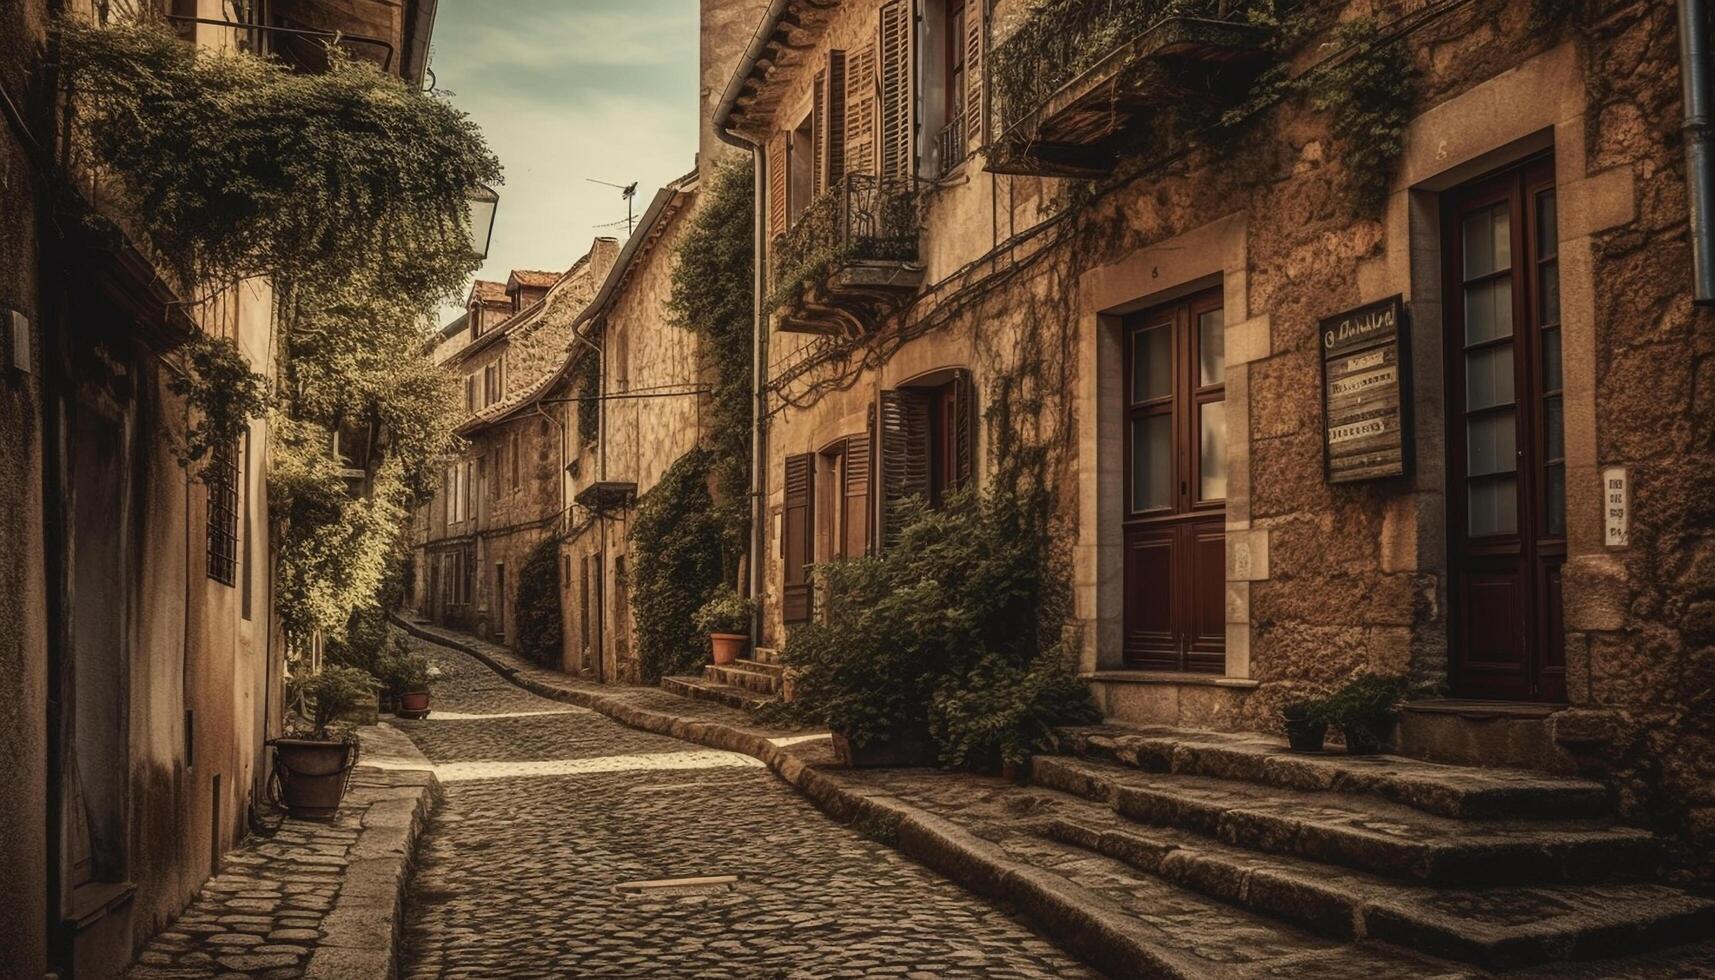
[
  {"x1": 168, "y1": 334, "x2": 272, "y2": 479},
  {"x1": 627, "y1": 449, "x2": 724, "y2": 683},
  {"x1": 514, "y1": 535, "x2": 564, "y2": 667},
  {"x1": 573, "y1": 347, "x2": 601, "y2": 447},
  {"x1": 668, "y1": 158, "x2": 756, "y2": 578},
  {"x1": 1301, "y1": 16, "x2": 1416, "y2": 211}
]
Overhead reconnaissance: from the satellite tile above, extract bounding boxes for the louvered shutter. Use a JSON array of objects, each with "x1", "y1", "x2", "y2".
[
  {"x1": 782, "y1": 453, "x2": 815, "y2": 623},
  {"x1": 845, "y1": 44, "x2": 878, "y2": 176},
  {"x1": 952, "y1": 369, "x2": 977, "y2": 492},
  {"x1": 964, "y1": 0, "x2": 984, "y2": 149},
  {"x1": 878, "y1": 389, "x2": 931, "y2": 549},
  {"x1": 878, "y1": 0, "x2": 914, "y2": 182},
  {"x1": 842, "y1": 433, "x2": 871, "y2": 558},
  {"x1": 812, "y1": 69, "x2": 827, "y2": 198},
  {"x1": 826, "y1": 51, "x2": 847, "y2": 190},
  {"x1": 767, "y1": 132, "x2": 788, "y2": 241}
]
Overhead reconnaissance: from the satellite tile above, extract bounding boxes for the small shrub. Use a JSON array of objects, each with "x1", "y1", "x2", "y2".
[
  {"x1": 930, "y1": 647, "x2": 1100, "y2": 769},
  {"x1": 1321, "y1": 673, "x2": 1411, "y2": 753},
  {"x1": 695, "y1": 588, "x2": 754, "y2": 635},
  {"x1": 629, "y1": 449, "x2": 724, "y2": 682},
  {"x1": 286, "y1": 666, "x2": 378, "y2": 739},
  {"x1": 514, "y1": 535, "x2": 564, "y2": 667}
]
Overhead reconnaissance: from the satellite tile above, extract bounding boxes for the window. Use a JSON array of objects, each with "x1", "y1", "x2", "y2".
[
  {"x1": 788, "y1": 111, "x2": 815, "y2": 225},
  {"x1": 206, "y1": 439, "x2": 238, "y2": 586},
  {"x1": 876, "y1": 370, "x2": 975, "y2": 546},
  {"x1": 465, "y1": 372, "x2": 478, "y2": 412},
  {"x1": 510, "y1": 431, "x2": 522, "y2": 490}
]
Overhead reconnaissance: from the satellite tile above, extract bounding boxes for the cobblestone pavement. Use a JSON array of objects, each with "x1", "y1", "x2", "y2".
[
  {"x1": 125, "y1": 817, "x2": 354, "y2": 978},
  {"x1": 395, "y1": 634, "x2": 1097, "y2": 979}
]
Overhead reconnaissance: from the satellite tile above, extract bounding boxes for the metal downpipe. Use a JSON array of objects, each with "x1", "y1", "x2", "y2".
[{"x1": 1680, "y1": 0, "x2": 1715, "y2": 303}]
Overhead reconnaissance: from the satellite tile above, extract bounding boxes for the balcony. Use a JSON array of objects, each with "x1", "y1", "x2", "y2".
[
  {"x1": 769, "y1": 174, "x2": 928, "y2": 336},
  {"x1": 986, "y1": 0, "x2": 1273, "y2": 178}
]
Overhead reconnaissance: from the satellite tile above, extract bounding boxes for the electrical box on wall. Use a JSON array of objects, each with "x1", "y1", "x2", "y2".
[{"x1": 4, "y1": 308, "x2": 30, "y2": 375}]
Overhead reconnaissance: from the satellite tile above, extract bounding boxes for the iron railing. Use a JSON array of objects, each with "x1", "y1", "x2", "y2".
[
  {"x1": 934, "y1": 115, "x2": 968, "y2": 177},
  {"x1": 990, "y1": 0, "x2": 1247, "y2": 134},
  {"x1": 769, "y1": 172, "x2": 928, "y2": 311}
]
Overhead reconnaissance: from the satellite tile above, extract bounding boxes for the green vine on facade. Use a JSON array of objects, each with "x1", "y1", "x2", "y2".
[
  {"x1": 627, "y1": 448, "x2": 724, "y2": 683},
  {"x1": 514, "y1": 536, "x2": 565, "y2": 667},
  {"x1": 573, "y1": 347, "x2": 601, "y2": 447},
  {"x1": 1302, "y1": 16, "x2": 1416, "y2": 212},
  {"x1": 668, "y1": 159, "x2": 756, "y2": 577},
  {"x1": 169, "y1": 334, "x2": 271, "y2": 479}
]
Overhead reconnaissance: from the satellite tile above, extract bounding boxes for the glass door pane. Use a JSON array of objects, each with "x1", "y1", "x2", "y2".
[{"x1": 1131, "y1": 414, "x2": 1172, "y2": 512}]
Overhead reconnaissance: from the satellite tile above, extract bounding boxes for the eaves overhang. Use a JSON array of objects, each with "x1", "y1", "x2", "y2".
[{"x1": 713, "y1": 0, "x2": 843, "y2": 142}]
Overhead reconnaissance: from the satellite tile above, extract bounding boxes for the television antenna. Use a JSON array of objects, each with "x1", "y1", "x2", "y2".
[{"x1": 587, "y1": 178, "x2": 639, "y2": 236}]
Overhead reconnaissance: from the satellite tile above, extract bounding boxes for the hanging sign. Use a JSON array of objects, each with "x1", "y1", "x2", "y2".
[{"x1": 1320, "y1": 295, "x2": 1411, "y2": 483}]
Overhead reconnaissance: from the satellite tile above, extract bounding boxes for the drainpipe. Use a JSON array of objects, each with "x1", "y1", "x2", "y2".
[
  {"x1": 1680, "y1": 0, "x2": 1715, "y2": 304},
  {"x1": 714, "y1": 131, "x2": 767, "y2": 650}
]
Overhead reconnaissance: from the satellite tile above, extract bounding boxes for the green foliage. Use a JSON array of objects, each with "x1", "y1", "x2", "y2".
[
  {"x1": 270, "y1": 415, "x2": 407, "y2": 644},
  {"x1": 628, "y1": 449, "x2": 724, "y2": 682},
  {"x1": 1320, "y1": 673, "x2": 1412, "y2": 751},
  {"x1": 573, "y1": 349, "x2": 600, "y2": 447},
  {"x1": 1302, "y1": 17, "x2": 1415, "y2": 212},
  {"x1": 783, "y1": 489, "x2": 1097, "y2": 762},
  {"x1": 765, "y1": 189, "x2": 842, "y2": 320},
  {"x1": 323, "y1": 605, "x2": 391, "y2": 676},
  {"x1": 931, "y1": 649, "x2": 1100, "y2": 769},
  {"x1": 514, "y1": 535, "x2": 565, "y2": 667},
  {"x1": 57, "y1": 18, "x2": 501, "y2": 304},
  {"x1": 668, "y1": 159, "x2": 755, "y2": 576},
  {"x1": 168, "y1": 334, "x2": 272, "y2": 479},
  {"x1": 371, "y1": 635, "x2": 432, "y2": 697},
  {"x1": 286, "y1": 665, "x2": 378, "y2": 739},
  {"x1": 694, "y1": 587, "x2": 754, "y2": 635}
]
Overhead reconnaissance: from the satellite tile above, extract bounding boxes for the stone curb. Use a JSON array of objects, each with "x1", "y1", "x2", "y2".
[
  {"x1": 392, "y1": 615, "x2": 1209, "y2": 980},
  {"x1": 302, "y1": 723, "x2": 440, "y2": 980}
]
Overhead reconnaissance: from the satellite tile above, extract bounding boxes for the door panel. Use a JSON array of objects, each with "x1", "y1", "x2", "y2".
[
  {"x1": 1185, "y1": 519, "x2": 1228, "y2": 672},
  {"x1": 1445, "y1": 157, "x2": 1565, "y2": 701},
  {"x1": 1123, "y1": 525, "x2": 1177, "y2": 668}
]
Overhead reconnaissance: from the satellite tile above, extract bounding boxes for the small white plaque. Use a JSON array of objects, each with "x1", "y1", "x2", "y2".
[
  {"x1": 7, "y1": 309, "x2": 28, "y2": 374},
  {"x1": 1602, "y1": 466, "x2": 1629, "y2": 548}
]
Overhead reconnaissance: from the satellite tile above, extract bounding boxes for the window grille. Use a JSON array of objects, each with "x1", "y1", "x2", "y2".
[{"x1": 206, "y1": 440, "x2": 239, "y2": 586}]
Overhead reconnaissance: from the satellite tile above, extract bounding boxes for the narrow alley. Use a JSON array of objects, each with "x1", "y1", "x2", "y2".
[{"x1": 391, "y1": 634, "x2": 1094, "y2": 979}]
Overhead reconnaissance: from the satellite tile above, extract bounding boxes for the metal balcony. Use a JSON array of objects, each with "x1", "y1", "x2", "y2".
[{"x1": 769, "y1": 173, "x2": 929, "y2": 336}]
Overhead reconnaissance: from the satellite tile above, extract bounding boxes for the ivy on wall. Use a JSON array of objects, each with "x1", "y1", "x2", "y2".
[
  {"x1": 627, "y1": 448, "x2": 724, "y2": 682},
  {"x1": 573, "y1": 347, "x2": 600, "y2": 447},
  {"x1": 667, "y1": 159, "x2": 756, "y2": 579},
  {"x1": 514, "y1": 535, "x2": 564, "y2": 667},
  {"x1": 168, "y1": 334, "x2": 271, "y2": 477},
  {"x1": 1301, "y1": 16, "x2": 1416, "y2": 212}
]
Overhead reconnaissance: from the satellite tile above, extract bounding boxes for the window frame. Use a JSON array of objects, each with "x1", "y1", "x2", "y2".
[{"x1": 1122, "y1": 287, "x2": 1226, "y2": 523}]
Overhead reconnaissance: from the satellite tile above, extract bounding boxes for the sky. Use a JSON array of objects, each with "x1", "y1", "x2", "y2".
[{"x1": 429, "y1": 0, "x2": 702, "y2": 324}]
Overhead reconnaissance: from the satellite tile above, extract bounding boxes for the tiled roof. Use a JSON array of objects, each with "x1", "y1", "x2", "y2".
[
  {"x1": 468, "y1": 279, "x2": 509, "y2": 305},
  {"x1": 510, "y1": 269, "x2": 560, "y2": 289}
]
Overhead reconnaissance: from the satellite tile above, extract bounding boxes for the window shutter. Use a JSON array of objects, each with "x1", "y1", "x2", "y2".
[
  {"x1": 953, "y1": 369, "x2": 977, "y2": 492},
  {"x1": 964, "y1": 0, "x2": 984, "y2": 149},
  {"x1": 878, "y1": 0, "x2": 914, "y2": 182},
  {"x1": 878, "y1": 388, "x2": 930, "y2": 549},
  {"x1": 826, "y1": 50, "x2": 847, "y2": 189},
  {"x1": 767, "y1": 131, "x2": 788, "y2": 241},
  {"x1": 812, "y1": 69, "x2": 828, "y2": 199},
  {"x1": 842, "y1": 432, "x2": 871, "y2": 558},
  {"x1": 845, "y1": 44, "x2": 878, "y2": 176},
  {"x1": 782, "y1": 453, "x2": 815, "y2": 623}
]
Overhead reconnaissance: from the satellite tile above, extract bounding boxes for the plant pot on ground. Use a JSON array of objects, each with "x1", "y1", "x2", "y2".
[
  {"x1": 1321, "y1": 673, "x2": 1411, "y2": 756},
  {"x1": 695, "y1": 587, "x2": 755, "y2": 667},
  {"x1": 386, "y1": 645, "x2": 436, "y2": 719},
  {"x1": 273, "y1": 666, "x2": 376, "y2": 819},
  {"x1": 1281, "y1": 700, "x2": 1328, "y2": 752}
]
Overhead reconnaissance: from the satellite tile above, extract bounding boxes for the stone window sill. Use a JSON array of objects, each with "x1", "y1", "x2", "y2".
[{"x1": 1081, "y1": 670, "x2": 1259, "y2": 690}]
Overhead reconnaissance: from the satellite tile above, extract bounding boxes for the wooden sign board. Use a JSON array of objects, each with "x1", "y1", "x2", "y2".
[{"x1": 1320, "y1": 296, "x2": 1411, "y2": 483}]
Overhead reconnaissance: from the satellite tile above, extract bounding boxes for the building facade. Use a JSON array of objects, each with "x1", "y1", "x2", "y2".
[
  {"x1": 409, "y1": 242, "x2": 617, "y2": 641},
  {"x1": 713, "y1": 0, "x2": 1715, "y2": 869}
]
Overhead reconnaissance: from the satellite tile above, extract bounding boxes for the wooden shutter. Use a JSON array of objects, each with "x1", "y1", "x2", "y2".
[
  {"x1": 812, "y1": 69, "x2": 828, "y2": 198},
  {"x1": 964, "y1": 0, "x2": 984, "y2": 149},
  {"x1": 845, "y1": 44, "x2": 878, "y2": 176},
  {"x1": 952, "y1": 369, "x2": 977, "y2": 492},
  {"x1": 782, "y1": 453, "x2": 815, "y2": 623},
  {"x1": 878, "y1": 0, "x2": 914, "y2": 182},
  {"x1": 826, "y1": 51, "x2": 847, "y2": 189},
  {"x1": 767, "y1": 131, "x2": 788, "y2": 241},
  {"x1": 877, "y1": 388, "x2": 930, "y2": 549},
  {"x1": 842, "y1": 433, "x2": 871, "y2": 558}
]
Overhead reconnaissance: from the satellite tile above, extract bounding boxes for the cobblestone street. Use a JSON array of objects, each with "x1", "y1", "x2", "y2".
[{"x1": 393, "y1": 634, "x2": 1096, "y2": 979}]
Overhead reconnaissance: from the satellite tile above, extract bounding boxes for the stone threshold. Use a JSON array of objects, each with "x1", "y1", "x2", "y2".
[
  {"x1": 125, "y1": 724, "x2": 439, "y2": 980},
  {"x1": 1083, "y1": 669, "x2": 1260, "y2": 689},
  {"x1": 1402, "y1": 698, "x2": 1569, "y2": 719}
]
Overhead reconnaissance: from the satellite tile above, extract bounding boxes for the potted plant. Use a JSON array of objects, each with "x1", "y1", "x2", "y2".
[
  {"x1": 1322, "y1": 673, "x2": 1411, "y2": 755},
  {"x1": 393, "y1": 651, "x2": 435, "y2": 719},
  {"x1": 695, "y1": 587, "x2": 755, "y2": 666},
  {"x1": 271, "y1": 666, "x2": 377, "y2": 819},
  {"x1": 1281, "y1": 699, "x2": 1328, "y2": 752}
]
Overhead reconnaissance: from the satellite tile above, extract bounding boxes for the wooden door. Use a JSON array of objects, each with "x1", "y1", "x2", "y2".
[
  {"x1": 1444, "y1": 157, "x2": 1566, "y2": 701},
  {"x1": 1122, "y1": 289, "x2": 1227, "y2": 672}
]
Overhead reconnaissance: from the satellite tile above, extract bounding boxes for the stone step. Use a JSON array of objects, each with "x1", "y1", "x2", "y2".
[
  {"x1": 703, "y1": 660, "x2": 783, "y2": 695},
  {"x1": 1056, "y1": 723, "x2": 1610, "y2": 821},
  {"x1": 660, "y1": 675, "x2": 774, "y2": 712},
  {"x1": 1043, "y1": 814, "x2": 1715, "y2": 971},
  {"x1": 750, "y1": 646, "x2": 782, "y2": 666},
  {"x1": 1030, "y1": 755, "x2": 1659, "y2": 886}
]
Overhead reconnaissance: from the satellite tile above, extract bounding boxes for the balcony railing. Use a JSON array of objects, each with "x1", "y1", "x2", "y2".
[
  {"x1": 988, "y1": 0, "x2": 1271, "y2": 176},
  {"x1": 934, "y1": 115, "x2": 967, "y2": 178},
  {"x1": 768, "y1": 173, "x2": 929, "y2": 333}
]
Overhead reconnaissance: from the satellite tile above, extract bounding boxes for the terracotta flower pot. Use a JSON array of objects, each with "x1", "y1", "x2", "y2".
[
  {"x1": 710, "y1": 632, "x2": 747, "y2": 666},
  {"x1": 397, "y1": 690, "x2": 431, "y2": 720},
  {"x1": 271, "y1": 738, "x2": 357, "y2": 820}
]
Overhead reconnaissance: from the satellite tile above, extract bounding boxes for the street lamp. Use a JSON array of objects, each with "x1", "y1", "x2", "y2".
[{"x1": 467, "y1": 183, "x2": 499, "y2": 260}]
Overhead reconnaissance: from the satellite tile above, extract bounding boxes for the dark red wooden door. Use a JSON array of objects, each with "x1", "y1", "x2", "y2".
[
  {"x1": 1122, "y1": 289, "x2": 1226, "y2": 672},
  {"x1": 1444, "y1": 157, "x2": 1566, "y2": 701}
]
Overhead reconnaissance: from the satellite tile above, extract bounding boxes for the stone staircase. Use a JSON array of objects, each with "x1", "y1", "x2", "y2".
[
  {"x1": 1025, "y1": 725, "x2": 1715, "y2": 972},
  {"x1": 660, "y1": 648, "x2": 785, "y2": 712}
]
